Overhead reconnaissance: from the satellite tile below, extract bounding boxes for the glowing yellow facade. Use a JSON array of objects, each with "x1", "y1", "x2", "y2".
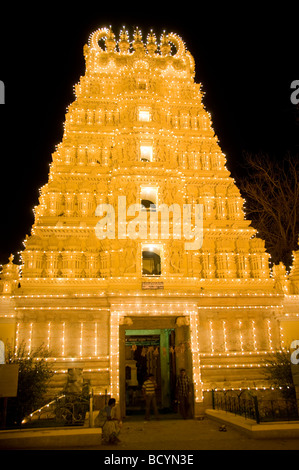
[{"x1": 1, "y1": 27, "x2": 299, "y2": 415}]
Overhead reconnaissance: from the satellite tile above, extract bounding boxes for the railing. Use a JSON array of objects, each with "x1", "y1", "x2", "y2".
[
  {"x1": 212, "y1": 390, "x2": 299, "y2": 424},
  {"x1": 22, "y1": 393, "x2": 91, "y2": 427},
  {"x1": 22, "y1": 389, "x2": 111, "y2": 428},
  {"x1": 54, "y1": 394, "x2": 90, "y2": 425}
]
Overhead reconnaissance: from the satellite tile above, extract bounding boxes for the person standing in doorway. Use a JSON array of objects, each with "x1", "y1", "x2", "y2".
[
  {"x1": 176, "y1": 368, "x2": 191, "y2": 419},
  {"x1": 142, "y1": 374, "x2": 159, "y2": 421}
]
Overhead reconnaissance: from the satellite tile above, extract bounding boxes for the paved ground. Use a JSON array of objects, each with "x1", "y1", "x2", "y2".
[
  {"x1": 2, "y1": 413, "x2": 299, "y2": 452},
  {"x1": 76, "y1": 415, "x2": 299, "y2": 451}
]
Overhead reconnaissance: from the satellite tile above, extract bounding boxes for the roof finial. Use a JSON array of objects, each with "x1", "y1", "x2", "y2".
[
  {"x1": 160, "y1": 31, "x2": 171, "y2": 56},
  {"x1": 105, "y1": 26, "x2": 116, "y2": 52},
  {"x1": 118, "y1": 26, "x2": 130, "y2": 53},
  {"x1": 133, "y1": 27, "x2": 145, "y2": 55},
  {"x1": 146, "y1": 30, "x2": 157, "y2": 55}
]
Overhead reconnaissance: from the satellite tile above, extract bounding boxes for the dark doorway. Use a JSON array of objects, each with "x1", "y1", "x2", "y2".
[
  {"x1": 124, "y1": 329, "x2": 176, "y2": 415},
  {"x1": 142, "y1": 251, "x2": 161, "y2": 275}
]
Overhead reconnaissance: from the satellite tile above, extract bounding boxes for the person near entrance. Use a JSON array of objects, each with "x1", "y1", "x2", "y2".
[
  {"x1": 95, "y1": 398, "x2": 122, "y2": 444},
  {"x1": 176, "y1": 368, "x2": 191, "y2": 419},
  {"x1": 142, "y1": 374, "x2": 159, "y2": 421}
]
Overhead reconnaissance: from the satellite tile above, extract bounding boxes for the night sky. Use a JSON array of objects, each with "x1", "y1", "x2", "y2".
[{"x1": 0, "y1": 4, "x2": 298, "y2": 265}]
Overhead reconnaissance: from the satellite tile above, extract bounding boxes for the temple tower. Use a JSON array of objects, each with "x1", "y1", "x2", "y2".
[{"x1": 0, "y1": 27, "x2": 289, "y2": 416}]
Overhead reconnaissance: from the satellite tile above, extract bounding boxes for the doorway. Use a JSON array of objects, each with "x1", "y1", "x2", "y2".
[{"x1": 124, "y1": 329, "x2": 176, "y2": 415}]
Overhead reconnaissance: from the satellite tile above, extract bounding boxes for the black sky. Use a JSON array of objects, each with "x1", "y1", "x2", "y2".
[{"x1": 0, "y1": 4, "x2": 298, "y2": 264}]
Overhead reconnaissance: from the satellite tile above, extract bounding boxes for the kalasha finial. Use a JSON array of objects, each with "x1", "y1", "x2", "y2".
[
  {"x1": 160, "y1": 31, "x2": 171, "y2": 56},
  {"x1": 146, "y1": 30, "x2": 157, "y2": 55},
  {"x1": 105, "y1": 26, "x2": 116, "y2": 52},
  {"x1": 118, "y1": 26, "x2": 130, "y2": 53},
  {"x1": 133, "y1": 27, "x2": 144, "y2": 54}
]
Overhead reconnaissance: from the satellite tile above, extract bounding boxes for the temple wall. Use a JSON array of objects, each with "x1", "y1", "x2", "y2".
[{"x1": 0, "y1": 293, "x2": 284, "y2": 399}]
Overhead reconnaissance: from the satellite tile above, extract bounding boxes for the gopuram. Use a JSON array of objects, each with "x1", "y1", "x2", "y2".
[{"x1": 1, "y1": 27, "x2": 299, "y2": 416}]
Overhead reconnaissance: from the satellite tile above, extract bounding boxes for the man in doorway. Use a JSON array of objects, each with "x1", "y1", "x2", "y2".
[
  {"x1": 176, "y1": 368, "x2": 191, "y2": 419},
  {"x1": 142, "y1": 374, "x2": 159, "y2": 421}
]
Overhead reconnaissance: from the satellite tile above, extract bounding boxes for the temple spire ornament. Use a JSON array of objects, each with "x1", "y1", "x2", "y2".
[
  {"x1": 118, "y1": 26, "x2": 130, "y2": 53},
  {"x1": 160, "y1": 31, "x2": 171, "y2": 56},
  {"x1": 105, "y1": 26, "x2": 116, "y2": 52},
  {"x1": 132, "y1": 27, "x2": 145, "y2": 55},
  {"x1": 146, "y1": 30, "x2": 157, "y2": 55}
]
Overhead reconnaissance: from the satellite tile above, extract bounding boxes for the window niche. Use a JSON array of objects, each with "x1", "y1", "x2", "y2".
[
  {"x1": 142, "y1": 245, "x2": 162, "y2": 276},
  {"x1": 140, "y1": 143, "x2": 153, "y2": 162},
  {"x1": 138, "y1": 108, "x2": 151, "y2": 122},
  {"x1": 140, "y1": 186, "x2": 158, "y2": 211}
]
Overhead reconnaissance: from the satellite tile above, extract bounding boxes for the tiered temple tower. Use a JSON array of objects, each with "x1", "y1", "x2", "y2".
[{"x1": 1, "y1": 27, "x2": 298, "y2": 416}]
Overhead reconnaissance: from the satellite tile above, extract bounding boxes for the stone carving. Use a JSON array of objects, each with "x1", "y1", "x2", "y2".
[{"x1": 63, "y1": 368, "x2": 83, "y2": 395}]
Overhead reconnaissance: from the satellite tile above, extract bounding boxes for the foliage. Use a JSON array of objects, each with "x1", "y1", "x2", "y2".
[
  {"x1": 5, "y1": 341, "x2": 54, "y2": 427},
  {"x1": 238, "y1": 153, "x2": 299, "y2": 269},
  {"x1": 261, "y1": 349, "x2": 296, "y2": 401}
]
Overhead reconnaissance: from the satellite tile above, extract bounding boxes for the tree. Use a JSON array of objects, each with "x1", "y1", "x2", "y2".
[
  {"x1": 262, "y1": 349, "x2": 296, "y2": 401},
  {"x1": 5, "y1": 341, "x2": 54, "y2": 427},
  {"x1": 238, "y1": 153, "x2": 299, "y2": 270}
]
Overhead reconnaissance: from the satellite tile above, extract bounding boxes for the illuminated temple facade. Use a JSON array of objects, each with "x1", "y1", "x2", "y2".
[{"x1": 1, "y1": 27, "x2": 299, "y2": 416}]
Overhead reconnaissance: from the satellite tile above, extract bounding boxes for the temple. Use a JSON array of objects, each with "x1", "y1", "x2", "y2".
[{"x1": 1, "y1": 27, "x2": 299, "y2": 416}]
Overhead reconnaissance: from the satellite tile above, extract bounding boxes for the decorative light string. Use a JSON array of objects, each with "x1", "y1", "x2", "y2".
[
  {"x1": 252, "y1": 320, "x2": 257, "y2": 351},
  {"x1": 15, "y1": 322, "x2": 20, "y2": 356},
  {"x1": 80, "y1": 322, "x2": 84, "y2": 357},
  {"x1": 267, "y1": 319, "x2": 273, "y2": 350},
  {"x1": 110, "y1": 310, "x2": 120, "y2": 402},
  {"x1": 222, "y1": 320, "x2": 228, "y2": 352},
  {"x1": 47, "y1": 322, "x2": 51, "y2": 350},
  {"x1": 28, "y1": 323, "x2": 33, "y2": 355},
  {"x1": 15, "y1": 305, "x2": 284, "y2": 362},
  {"x1": 62, "y1": 322, "x2": 65, "y2": 356},
  {"x1": 94, "y1": 322, "x2": 98, "y2": 356},
  {"x1": 239, "y1": 320, "x2": 244, "y2": 352},
  {"x1": 279, "y1": 323, "x2": 285, "y2": 349},
  {"x1": 188, "y1": 308, "x2": 203, "y2": 402},
  {"x1": 209, "y1": 320, "x2": 215, "y2": 353}
]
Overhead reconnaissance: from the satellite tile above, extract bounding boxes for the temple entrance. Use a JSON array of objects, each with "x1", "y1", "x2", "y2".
[
  {"x1": 118, "y1": 315, "x2": 194, "y2": 419},
  {"x1": 124, "y1": 329, "x2": 176, "y2": 415}
]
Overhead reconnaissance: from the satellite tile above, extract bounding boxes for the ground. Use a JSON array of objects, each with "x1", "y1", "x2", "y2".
[
  {"x1": 3, "y1": 414, "x2": 299, "y2": 453},
  {"x1": 85, "y1": 415, "x2": 299, "y2": 451}
]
